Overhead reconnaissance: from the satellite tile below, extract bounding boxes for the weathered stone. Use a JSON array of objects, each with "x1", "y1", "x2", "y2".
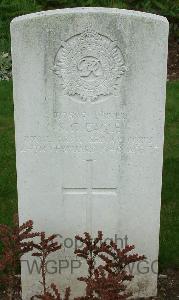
[{"x1": 11, "y1": 8, "x2": 169, "y2": 299}]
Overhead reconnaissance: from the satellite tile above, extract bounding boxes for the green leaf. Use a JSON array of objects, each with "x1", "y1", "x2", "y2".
[{"x1": 152, "y1": 0, "x2": 168, "y2": 11}]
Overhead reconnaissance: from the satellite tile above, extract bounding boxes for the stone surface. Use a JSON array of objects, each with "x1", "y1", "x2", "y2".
[{"x1": 11, "y1": 8, "x2": 169, "y2": 299}]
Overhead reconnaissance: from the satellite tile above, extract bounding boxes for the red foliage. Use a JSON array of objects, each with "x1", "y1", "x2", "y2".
[
  {"x1": 31, "y1": 232, "x2": 70, "y2": 300},
  {"x1": 31, "y1": 283, "x2": 70, "y2": 300},
  {"x1": 0, "y1": 214, "x2": 40, "y2": 300},
  {"x1": 0, "y1": 217, "x2": 146, "y2": 300},
  {"x1": 74, "y1": 231, "x2": 145, "y2": 299}
]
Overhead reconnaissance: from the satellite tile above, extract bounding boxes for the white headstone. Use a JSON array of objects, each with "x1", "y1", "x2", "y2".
[{"x1": 11, "y1": 8, "x2": 168, "y2": 299}]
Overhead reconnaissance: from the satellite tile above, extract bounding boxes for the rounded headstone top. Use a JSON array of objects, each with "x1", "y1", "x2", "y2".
[{"x1": 11, "y1": 7, "x2": 168, "y2": 25}]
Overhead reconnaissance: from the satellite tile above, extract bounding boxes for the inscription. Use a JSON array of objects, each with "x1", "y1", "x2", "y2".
[
  {"x1": 21, "y1": 136, "x2": 158, "y2": 153},
  {"x1": 53, "y1": 111, "x2": 126, "y2": 133},
  {"x1": 20, "y1": 111, "x2": 159, "y2": 154},
  {"x1": 54, "y1": 28, "x2": 126, "y2": 102}
]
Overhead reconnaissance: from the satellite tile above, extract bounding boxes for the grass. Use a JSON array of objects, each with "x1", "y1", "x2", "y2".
[
  {"x1": 0, "y1": 80, "x2": 179, "y2": 269},
  {"x1": 0, "y1": 80, "x2": 17, "y2": 226},
  {"x1": 160, "y1": 80, "x2": 179, "y2": 270}
]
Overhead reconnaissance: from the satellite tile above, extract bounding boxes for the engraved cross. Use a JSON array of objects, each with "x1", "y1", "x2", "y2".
[{"x1": 63, "y1": 159, "x2": 117, "y2": 199}]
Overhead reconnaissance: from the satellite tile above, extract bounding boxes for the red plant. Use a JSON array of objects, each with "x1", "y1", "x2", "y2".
[
  {"x1": 31, "y1": 232, "x2": 70, "y2": 300},
  {"x1": 0, "y1": 217, "x2": 146, "y2": 300},
  {"x1": 32, "y1": 283, "x2": 70, "y2": 300},
  {"x1": 82, "y1": 267, "x2": 131, "y2": 300},
  {"x1": 74, "y1": 231, "x2": 145, "y2": 299},
  {"x1": 0, "y1": 214, "x2": 40, "y2": 300}
]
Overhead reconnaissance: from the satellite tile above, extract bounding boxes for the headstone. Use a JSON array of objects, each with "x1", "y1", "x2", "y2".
[{"x1": 11, "y1": 8, "x2": 169, "y2": 299}]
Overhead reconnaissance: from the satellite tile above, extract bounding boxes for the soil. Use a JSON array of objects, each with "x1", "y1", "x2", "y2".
[
  {"x1": 157, "y1": 268, "x2": 179, "y2": 300},
  {"x1": 136, "y1": 268, "x2": 179, "y2": 300},
  {"x1": 167, "y1": 36, "x2": 179, "y2": 80}
]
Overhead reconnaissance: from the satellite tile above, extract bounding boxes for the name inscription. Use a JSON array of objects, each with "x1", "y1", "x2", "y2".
[
  {"x1": 20, "y1": 111, "x2": 159, "y2": 153},
  {"x1": 53, "y1": 111, "x2": 126, "y2": 133}
]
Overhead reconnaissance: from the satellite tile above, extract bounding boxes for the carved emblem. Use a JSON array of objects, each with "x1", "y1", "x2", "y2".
[{"x1": 54, "y1": 28, "x2": 126, "y2": 102}]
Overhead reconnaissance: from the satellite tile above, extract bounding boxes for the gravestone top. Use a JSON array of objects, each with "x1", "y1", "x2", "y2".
[{"x1": 11, "y1": 7, "x2": 168, "y2": 24}]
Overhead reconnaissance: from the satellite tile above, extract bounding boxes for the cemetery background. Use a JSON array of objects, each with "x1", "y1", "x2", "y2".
[{"x1": 0, "y1": 0, "x2": 179, "y2": 299}]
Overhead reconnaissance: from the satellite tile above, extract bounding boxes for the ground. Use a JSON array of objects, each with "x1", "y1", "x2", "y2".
[
  {"x1": 157, "y1": 269, "x2": 179, "y2": 300},
  {"x1": 168, "y1": 36, "x2": 179, "y2": 81},
  {"x1": 134, "y1": 270, "x2": 179, "y2": 300},
  {"x1": 0, "y1": 270, "x2": 179, "y2": 299}
]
